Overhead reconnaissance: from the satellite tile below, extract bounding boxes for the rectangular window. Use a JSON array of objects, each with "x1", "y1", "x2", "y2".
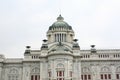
[
  {"x1": 59, "y1": 78, "x2": 62, "y2": 80},
  {"x1": 31, "y1": 75, "x2": 33, "y2": 80},
  {"x1": 101, "y1": 74, "x2": 103, "y2": 79},
  {"x1": 35, "y1": 75, "x2": 37, "y2": 80},
  {"x1": 108, "y1": 74, "x2": 111, "y2": 79},
  {"x1": 84, "y1": 75, "x2": 87, "y2": 80},
  {"x1": 81, "y1": 75, "x2": 83, "y2": 80},
  {"x1": 116, "y1": 74, "x2": 119, "y2": 79},
  {"x1": 88, "y1": 75, "x2": 91, "y2": 79},
  {"x1": 59, "y1": 71, "x2": 62, "y2": 76},
  {"x1": 57, "y1": 71, "x2": 58, "y2": 76},
  {"x1": 105, "y1": 74, "x2": 107, "y2": 79}
]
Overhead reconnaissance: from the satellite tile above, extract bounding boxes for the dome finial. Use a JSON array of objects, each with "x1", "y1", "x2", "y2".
[{"x1": 57, "y1": 14, "x2": 64, "y2": 21}]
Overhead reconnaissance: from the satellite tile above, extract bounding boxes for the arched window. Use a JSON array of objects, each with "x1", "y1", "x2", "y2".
[
  {"x1": 31, "y1": 67, "x2": 40, "y2": 80},
  {"x1": 8, "y1": 68, "x2": 19, "y2": 80},
  {"x1": 100, "y1": 66, "x2": 111, "y2": 80},
  {"x1": 81, "y1": 67, "x2": 91, "y2": 80},
  {"x1": 56, "y1": 63, "x2": 65, "y2": 80}
]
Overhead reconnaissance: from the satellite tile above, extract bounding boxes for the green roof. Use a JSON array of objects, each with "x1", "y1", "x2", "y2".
[{"x1": 49, "y1": 15, "x2": 72, "y2": 30}]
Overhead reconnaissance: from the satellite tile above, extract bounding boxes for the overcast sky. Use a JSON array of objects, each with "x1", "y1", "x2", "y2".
[{"x1": 0, "y1": 0, "x2": 120, "y2": 58}]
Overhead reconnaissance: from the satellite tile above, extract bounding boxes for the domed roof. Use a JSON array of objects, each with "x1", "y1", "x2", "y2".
[{"x1": 49, "y1": 15, "x2": 72, "y2": 30}]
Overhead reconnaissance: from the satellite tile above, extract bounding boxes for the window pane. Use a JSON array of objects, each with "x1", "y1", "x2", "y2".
[
  {"x1": 57, "y1": 71, "x2": 58, "y2": 76},
  {"x1": 116, "y1": 74, "x2": 119, "y2": 79},
  {"x1": 59, "y1": 71, "x2": 62, "y2": 76},
  {"x1": 31, "y1": 75, "x2": 33, "y2": 80},
  {"x1": 35, "y1": 75, "x2": 37, "y2": 80},
  {"x1": 88, "y1": 75, "x2": 91, "y2": 79},
  {"x1": 108, "y1": 74, "x2": 111, "y2": 79},
  {"x1": 81, "y1": 75, "x2": 83, "y2": 80},
  {"x1": 84, "y1": 75, "x2": 87, "y2": 79},
  {"x1": 59, "y1": 78, "x2": 62, "y2": 80},
  {"x1": 101, "y1": 74, "x2": 103, "y2": 79},
  {"x1": 105, "y1": 74, "x2": 107, "y2": 79}
]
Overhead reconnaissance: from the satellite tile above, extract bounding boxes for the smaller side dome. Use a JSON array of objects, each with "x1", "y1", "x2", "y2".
[{"x1": 49, "y1": 15, "x2": 72, "y2": 30}]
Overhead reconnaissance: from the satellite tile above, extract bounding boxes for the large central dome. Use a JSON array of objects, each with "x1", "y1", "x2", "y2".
[
  {"x1": 47, "y1": 15, "x2": 75, "y2": 43},
  {"x1": 49, "y1": 15, "x2": 72, "y2": 30}
]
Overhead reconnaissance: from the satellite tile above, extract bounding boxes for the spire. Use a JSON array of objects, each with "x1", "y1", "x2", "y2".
[{"x1": 57, "y1": 14, "x2": 64, "y2": 21}]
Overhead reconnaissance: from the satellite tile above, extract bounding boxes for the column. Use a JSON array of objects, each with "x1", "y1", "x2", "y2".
[
  {"x1": 33, "y1": 75, "x2": 35, "y2": 80},
  {"x1": 73, "y1": 59, "x2": 78, "y2": 80},
  {"x1": 57, "y1": 34, "x2": 59, "y2": 42},
  {"x1": 37, "y1": 75, "x2": 40, "y2": 80},
  {"x1": 60, "y1": 34, "x2": 61, "y2": 42},
  {"x1": 63, "y1": 34, "x2": 64, "y2": 42},
  {"x1": 0, "y1": 66, "x2": 2, "y2": 80},
  {"x1": 78, "y1": 61, "x2": 81, "y2": 80},
  {"x1": 44, "y1": 61, "x2": 48, "y2": 80},
  {"x1": 111, "y1": 65, "x2": 116, "y2": 80},
  {"x1": 53, "y1": 59, "x2": 56, "y2": 80},
  {"x1": 59, "y1": 34, "x2": 60, "y2": 42},
  {"x1": 64, "y1": 59, "x2": 67, "y2": 79},
  {"x1": 51, "y1": 34, "x2": 54, "y2": 42},
  {"x1": 24, "y1": 66, "x2": 30, "y2": 80},
  {"x1": 55, "y1": 34, "x2": 56, "y2": 42},
  {"x1": 96, "y1": 65, "x2": 100, "y2": 80},
  {"x1": 1, "y1": 66, "x2": 4, "y2": 80},
  {"x1": 67, "y1": 59, "x2": 69, "y2": 78},
  {"x1": 63, "y1": 71, "x2": 64, "y2": 77},
  {"x1": 51, "y1": 59, "x2": 55, "y2": 80},
  {"x1": 65, "y1": 34, "x2": 66, "y2": 42},
  {"x1": 40, "y1": 62, "x2": 43, "y2": 80},
  {"x1": 4, "y1": 67, "x2": 8, "y2": 80},
  {"x1": 41, "y1": 61, "x2": 48, "y2": 80},
  {"x1": 92, "y1": 65, "x2": 97, "y2": 80},
  {"x1": 22, "y1": 66, "x2": 25, "y2": 80},
  {"x1": 76, "y1": 60, "x2": 80, "y2": 80},
  {"x1": 56, "y1": 34, "x2": 58, "y2": 42},
  {"x1": 19, "y1": 67, "x2": 22, "y2": 80},
  {"x1": 61, "y1": 34, "x2": 63, "y2": 42}
]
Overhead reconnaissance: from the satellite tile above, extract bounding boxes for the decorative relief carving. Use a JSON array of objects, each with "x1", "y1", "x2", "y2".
[
  {"x1": 116, "y1": 66, "x2": 120, "y2": 72},
  {"x1": 31, "y1": 67, "x2": 40, "y2": 74},
  {"x1": 56, "y1": 63, "x2": 64, "y2": 68},
  {"x1": 82, "y1": 67, "x2": 91, "y2": 74},
  {"x1": 100, "y1": 66, "x2": 111, "y2": 73}
]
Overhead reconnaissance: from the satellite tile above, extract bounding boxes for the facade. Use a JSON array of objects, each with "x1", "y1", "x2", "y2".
[{"x1": 0, "y1": 15, "x2": 120, "y2": 80}]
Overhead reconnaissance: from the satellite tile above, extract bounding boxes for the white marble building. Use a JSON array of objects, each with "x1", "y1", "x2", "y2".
[{"x1": 0, "y1": 15, "x2": 120, "y2": 80}]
